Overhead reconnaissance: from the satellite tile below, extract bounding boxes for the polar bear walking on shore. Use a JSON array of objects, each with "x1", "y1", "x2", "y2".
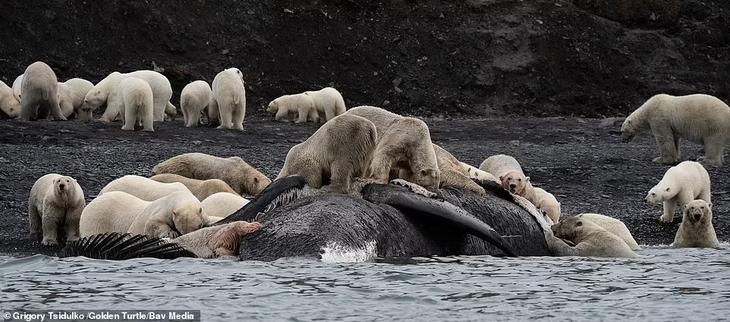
[
  {"x1": 19, "y1": 62, "x2": 66, "y2": 121},
  {"x1": 621, "y1": 94, "x2": 730, "y2": 167},
  {"x1": 304, "y1": 87, "x2": 346, "y2": 122},
  {"x1": 209, "y1": 68, "x2": 246, "y2": 130},
  {"x1": 267, "y1": 93, "x2": 317, "y2": 123},
  {"x1": 180, "y1": 80, "x2": 212, "y2": 127},
  {"x1": 28, "y1": 174, "x2": 86, "y2": 246},
  {"x1": 84, "y1": 70, "x2": 173, "y2": 122},
  {"x1": 645, "y1": 161, "x2": 711, "y2": 223},
  {"x1": 119, "y1": 77, "x2": 154, "y2": 131}
]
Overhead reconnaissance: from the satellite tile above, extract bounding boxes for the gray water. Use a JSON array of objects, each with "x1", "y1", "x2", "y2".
[{"x1": 2, "y1": 246, "x2": 729, "y2": 321}]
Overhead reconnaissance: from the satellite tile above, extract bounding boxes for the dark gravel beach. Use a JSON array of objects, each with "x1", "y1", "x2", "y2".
[{"x1": 1, "y1": 116, "x2": 727, "y2": 256}]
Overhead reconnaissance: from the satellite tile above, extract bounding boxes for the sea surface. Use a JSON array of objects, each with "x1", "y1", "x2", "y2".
[{"x1": 1, "y1": 246, "x2": 729, "y2": 321}]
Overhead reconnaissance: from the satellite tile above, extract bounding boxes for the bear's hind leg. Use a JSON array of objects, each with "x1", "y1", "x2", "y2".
[
  {"x1": 699, "y1": 134, "x2": 725, "y2": 167},
  {"x1": 28, "y1": 204, "x2": 42, "y2": 240}
]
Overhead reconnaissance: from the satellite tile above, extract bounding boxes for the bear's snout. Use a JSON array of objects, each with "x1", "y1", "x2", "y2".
[
  {"x1": 693, "y1": 213, "x2": 702, "y2": 221},
  {"x1": 58, "y1": 183, "x2": 66, "y2": 190}
]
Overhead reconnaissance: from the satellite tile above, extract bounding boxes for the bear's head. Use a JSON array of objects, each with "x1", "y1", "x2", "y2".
[
  {"x1": 172, "y1": 202, "x2": 206, "y2": 235},
  {"x1": 208, "y1": 221, "x2": 263, "y2": 256},
  {"x1": 267, "y1": 99, "x2": 279, "y2": 113},
  {"x1": 683, "y1": 200, "x2": 712, "y2": 225},
  {"x1": 53, "y1": 176, "x2": 75, "y2": 196},
  {"x1": 414, "y1": 168, "x2": 440, "y2": 191},
  {"x1": 83, "y1": 89, "x2": 106, "y2": 110},
  {"x1": 499, "y1": 170, "x2": 528, "y2": 195},
  {"x1": 0, "y1": 95, "x2": 20, "y2": 118},
  {"x1": 551, "y1": 216, "x2": 597, "y2": 242},
  {"x1": 644, "y1": 182, "x2": 677, "y2": 205}
]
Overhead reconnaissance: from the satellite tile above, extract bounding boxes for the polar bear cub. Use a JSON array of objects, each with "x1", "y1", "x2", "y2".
[
  {"x1": 0, "y1": 80, "x2": 21, "y2": 118},
  {"x1": 201, "y1": 192, "x2": 250, "y2": 218},
  {"x1": 304, "y1": 87, "x2": 346, "y2": 122},
  {"x1": 267, "y1": 93, "x2": 317, "y2": 123},
  {"x1": 99, "y1": 175, "x2": 190, "y2": 201},
  {"x1": 80, "y1": 190, "x2": 206, "y2": 239},
  {"x1": 621, "y1": 94, "x2": 730, "y2": 167},
  {"x1": 180, "y1": 80, "x2": 212, "y2": 127},
  {"x1": 479, "y1": 154, "x2": 531, "y2": 195},
  {"x1": 20, "y1": 61, "x2": 66, "y2": 121},
  {"x1": 645, "y1": 161, "x2": 711, "y2": 223},
  {"x1": 28, "y1": 174, "x2": 86, "y2": 245},
  {"x1": 118, "y1": 77, "x2": 154, "y2": 131},
  {"x1": 576, "y1": 213, "x2": 640, "y2": 250},
  {"x1": 673, "y1": 200, "x2": 720, "y2": 248},
  {"x1": 209, "y1": 68, "x2": 246, "y2": 130}
]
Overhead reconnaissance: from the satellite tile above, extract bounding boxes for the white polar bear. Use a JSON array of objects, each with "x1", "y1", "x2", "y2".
[
  {"x1": 645, "y1": 161, "x2": 711, "y2": 223},
  {"x1": 56, "y1": 83, "x2": 76, "y2": 119},
  {"x1": 12, "y1": 74, "x2": 23, "y2": 101},
  {"x1": 524, "y1": 187, "x2": 561, "y2": 224},
  {"x1": 80, "y1": 191, "x2": 206, "y2": 239},
  {"x1": 180, "y1": 80, "x2": 212, "y2": 127},
  {"x1": 304, "y1": 87, "x2": 346, "y2": 122},
  {"x1": 62, "y1": 78, "x2": 94, "y2": 121},
  {"x1": 267, "y1": 93, "x2": 317, "y2": 123},
  {"x1": 0, "y1": 80, "x2": 21, "y2": 118},
  {"x1": 621, "y1": 94, "x2": 730, "y2": 167},
  {"x1": 19, "y1": 61, "x2": 66, "y2": 121},
  {"x1": 576, "y1": 213, "x2": 640, "y2": 250},
  {"x1": 119, "y1": 77, "x2": 154, "y2": 131},
  {"x1": 547, "y1": 216, "x2": 638, "y2": 258},
  {"x1": 459, "y1": 162, "x2": 499, "y2": 183},
  {"x1": 201, "y1": 192, "x2": 250, "y2": 218},
  {"x1": 149, "y1": 173, "x2": 237, "y2": 201},
  {"x1": 84, "y1": 70, "x2": 173, "y2": 122},
  {"x1": 209, "y1": 68, "x2": 246, "y2": 130},
  {"x1": 479, "y1": 154, "x2": 531, "y2": 195},
  {"x1": 99, "y1": 175, "x2": 191, "y2": 201},
  {"x1": 28, "y1": 174, "x2": 86, "y2": 246},
  {"x1": 673, "y1": 200, "x2": 720, "y2": 248}
]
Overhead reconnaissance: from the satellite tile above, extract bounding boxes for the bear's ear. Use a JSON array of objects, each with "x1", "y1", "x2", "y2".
[
  {"x1": 708, "y1": 202, "x2": 713, "y2": 209},
  {"x1": 525, "y1": 176, "x2": 530, "y2": 182}
]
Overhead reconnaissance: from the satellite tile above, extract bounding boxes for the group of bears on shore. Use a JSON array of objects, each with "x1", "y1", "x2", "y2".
[{"x1": 7, "y1": 61, "x2": 729, "y2": 259}]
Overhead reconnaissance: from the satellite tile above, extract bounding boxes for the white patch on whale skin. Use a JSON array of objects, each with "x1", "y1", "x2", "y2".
[{"x1": 320, "y1": 241, "x2": 377, "y2": 263}]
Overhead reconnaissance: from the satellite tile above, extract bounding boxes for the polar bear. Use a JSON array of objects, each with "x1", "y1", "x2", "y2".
[
  {"x1": 547, "y1": 216, "x2": 638, "y2": 257},
  {"x1": 164, "y1": 102, "x2": 177, "y2": 121},
  {"x1": 28, "y1": 174, "x2": 86, "y2": 246},
  {"x1": 201, "y1": 192, "x2": 250, "y2": 218},
  {"x1": 99, "y1": 175, "x2": 190, "y2": 201},
  {"x1": 277, "y1": 114, "x2": 378, "y2": 193},
  {"x1": 118, "y1": 77, "x2": 154, "y2": 131},
  {"x1": 208, "y1": 68, "x2": 245, "y2": 130},
  {"x1": 152, "y1": 152, "x2": 271, "y2": 196},
  {"x1": 367, "y1": 117, "x2": 440, "y2": 190},
  {"x1": 673, "y1": 200, "x2": 720, "y2": 248},
  {"x1": 479, "y1": 154, "x2": 531, "y2": 195},
  {"x1": 576, "y1": 213, "x2": 640, "y2": 250},
  {"x1": 180, "y1": 80, "x2": 212, "y2": 127},
  {"x1": 60, "y1": 78, "x2": 94, "y2": 120},
  {"x1": 267, "y1": 93, "x2": 317, "y2": 123},
  {"x1": 645, "y1": 161, "x2": 711, "y2": 223},
  {"x1": 304, "y1": 87, "x2": 346, "y2": 122},
  {"x1": 149, "y1": 173, "x2": 237, "y2": 200},
  {"x1": 0, "y1": 80, "x2": 21, "y2": 118},
  {"x1": 459, "y1": 162, "x2": 499, "y2": 183},
  {"x1": 84, "y1": 70, "x2": 173, "y2": 122},
  {"x1": 524, "y1": 187, "x2": 561, "y2": 224},
  {"x1": 621, "y1": 94, "x2": 730, "y2": 167},
  {"x1": 12, "y1": 74, "x2": 23, "y2": 101},
  {"x1": 80, "y1": 191, "x2": 206, "y2": 239},
  {"x1": 345, "y1": 106, "x2": 483, "y2": 193},
  {"x1": 19, "y1": 61, "x2": 66, "y2": 121}
]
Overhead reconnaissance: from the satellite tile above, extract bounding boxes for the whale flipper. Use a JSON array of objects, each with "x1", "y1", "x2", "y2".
[{"x1": 361, "y1": 183, "x2": 517, "y2": 257}]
